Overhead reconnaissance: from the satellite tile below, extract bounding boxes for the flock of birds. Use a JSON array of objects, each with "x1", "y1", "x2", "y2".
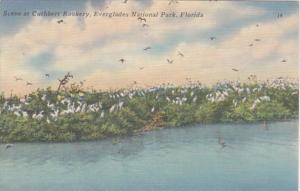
[
  {"x1": 5, "y1": 78, "x2": 298, "y2": 117},
  {"x1": 13, "y1": 0, "x2": 288, "y2": 88},
  {"x1": 14, "y1": 73, "x2": 50, "y2": 87},
  {"x1": 114, "y1": 1, "x2": 287, "y2": 74}
]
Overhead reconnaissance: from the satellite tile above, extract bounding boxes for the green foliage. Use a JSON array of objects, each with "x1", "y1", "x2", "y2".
[
  {"x1": 0, "y1": 79, "x2": 298, "y2": 142},
  {"x1": 255, "y1": 101, "x2": 291, "y2": 121},
  {"x1": 228, "y1": 103, "x2": 256, "y2": 122}
]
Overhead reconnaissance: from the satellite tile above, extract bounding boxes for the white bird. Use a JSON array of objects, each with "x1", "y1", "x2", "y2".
[
  {"x1": 109, "y1": 104, "x2": 116, "y2": 113},
  {"x1": 151, "y1": 107, "x2": 155, "y2": 112},
  {"x1": 100, "y1": 111, "x2": 105, "y2": 118},
  {"x1": 22, "y1": 111, "x2": 28, "y2": 118},
  {"x1": 41, "y1": 95, "x2": 47, "y2": 101},
  {"x1": 192, "y1": 96, "x2": 197, "y2": 103},
  {"x1": 13, "y1": 111, "x2": 21, "y2": 117},
  {"x1": 166, "y1": 96, "x2": 171, "y2": 102},
  {"x1": 118, "y1": 101, "x2": 124, "y2": 109}
]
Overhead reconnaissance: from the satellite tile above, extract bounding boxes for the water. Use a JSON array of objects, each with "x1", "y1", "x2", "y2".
[{"x1": 0, "y1": 121, "x2": 298, "y2": 191}]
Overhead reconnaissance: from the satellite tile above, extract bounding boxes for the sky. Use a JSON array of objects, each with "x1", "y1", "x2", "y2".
[{"x1": 0, "y1": 0, "x2": 298, "y2": 96}]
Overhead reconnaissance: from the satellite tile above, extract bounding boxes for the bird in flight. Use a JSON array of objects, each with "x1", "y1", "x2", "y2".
[
  {"x1": 142, "y1": 23, "x2": 149, "y2": 28},
  {"x1": 139, "y1": 67, "x2": 144, "y2": 70},
  {"x1": 123, "y1": 0, "x2": 128, "y2": 3},
  {"x1": 167, "y1": 59, "x2": 174, "y2": 64},
  {"x1": 119, "y1": 58, "x2": 126, "y2": 64},
  {"x1": 138, "y1": 17, "x2": 146, "y2": 22},
  {"x1": 144, "y1": 46, "x2": 151, "y2": 51},
  {"x1": 5, "y1": 144, "x2": 13, "y2": 149},
  {"x1": 80, "y1": 80, "x2": 86, "y2": 86},
  {"x1": 256, "y1": 24, "x2": 259, "y2": 27},
  {"x1": 45, "y1": 74, "x2": 50, "y2": 78},
  {"x1": 281, "y1": 59, "x2": 287, "y2": 63},
  {"x1": 254, "y1": 39, "x2": 261, "y2": 42},
  {"x1": 249, "y1": 43, "x2": 254, "y2": 47},
  {"x1": 232, "y1": 68, "x2": 239, "y2": 72},
  {"x1": 26, "y1": 82, "x2": 33, "y2": 86},
  {"x1": 178, "y1": 51, "x2": 184, "y2": 57},
  {"x1": 14, "y1": 77, "x2": 23, "y2": 81},
  {"x1": 57, "y1": 19, "x2": 64, "y2": 24},
  {"x1": 210, "y1": 37, "x2": 216, "y2": 40}
]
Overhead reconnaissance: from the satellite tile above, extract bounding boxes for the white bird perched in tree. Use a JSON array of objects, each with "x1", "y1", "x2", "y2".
[
  {"x1": 238, "y1": 88, "x2": 244, "y2": 95},
  {"x1": 32, "y1": 113, "x2": 37, "y2": 119},
  {"x1": 166, "y1": 96, "x2": 171, "y2": 102},
  {"x1": 47, "y1": 101, "x2": 55, "y2": 109},
  {"x1": 246, "y1": 88, "x2": 251, "y2": 94},
  {"x1": 254, "y1": 98, "x2": 261, "y2": 104},
  {"x1": 36, "y1": 111, "x2": 44, "y2": 120},
  {"x1": 109, "y1": 104, "x2": 116, "y2": 113},
  {"x1": 41, "y1": 94, "x2": 47, "y2": 101},
  {"x1": 14, "y1": 111, "x2": 21, "y2": 117},
  {"x1": 242, "y1": 97, "x2": 247, "y2": 103},
  {"x1": 260, "y1": 96, "x2": 270, "y2": 102},
  {"x1": 51, "y1": 109, "x2": 59, "y2": 120},
  {"x1": 81, "y1": 104, "x2": 87, "y2": 113},
  {"x1": 100, "y1": 111, "x2": 105, "y2": 118},
  {"x1": 22, "y1": 111, "x2": 28, "y2": 118},
  {"x1": 98, "y1": 102, "x2": 102, "y2": 109},
  {"x1": 75, "y1": 104, "x2": 81, "y2": 113},
  {"x1": 151, "y1": 106, "x2": 155, "y2": 112},
  {"x1": 192, "y1": 96, "x2": 197, "y2": 103},
  {"x1": 233, "y1": 99, "x2": 237, "y2": 107},
  {"x1": 118, "y1": 101, "x2": 124, "y2": 109},
  {"x1": 250, "y1": 103, "x2": 256, "y2": 110}
]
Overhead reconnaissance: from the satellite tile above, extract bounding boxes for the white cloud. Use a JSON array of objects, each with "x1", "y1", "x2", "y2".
[{"x1": 0, "y1": 1, "x2": 297, "y2": 96}]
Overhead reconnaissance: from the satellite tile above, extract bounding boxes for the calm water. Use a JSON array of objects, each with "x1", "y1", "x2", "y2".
[{"x1": 0, "y1": 121, "x2": 298, "y2": 191}]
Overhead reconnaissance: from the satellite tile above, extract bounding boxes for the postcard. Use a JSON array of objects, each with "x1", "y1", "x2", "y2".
[{"x1": 0, "y1": 0, "x2": 298, "y2": 191}]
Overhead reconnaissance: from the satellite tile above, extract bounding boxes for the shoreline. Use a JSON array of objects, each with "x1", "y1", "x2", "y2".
[{"x1": 1, "y1": 119, "x2": 298, "y2": 144}]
